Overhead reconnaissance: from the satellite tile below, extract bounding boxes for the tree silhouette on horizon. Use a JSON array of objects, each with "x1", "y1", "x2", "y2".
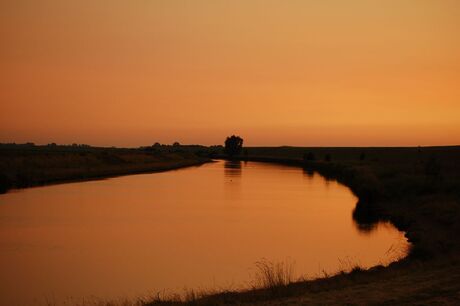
[{"x1": 224, "y1": 135, "x2": 243, "y2": 157}]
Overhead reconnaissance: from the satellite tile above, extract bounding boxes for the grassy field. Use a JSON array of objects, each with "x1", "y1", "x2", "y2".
[
  {"x1": 0, "y1": 143, "x2": 212, "y2": 193},
  {"x1": 145, "y1": 146, "x2": 460, "y2": 305}
]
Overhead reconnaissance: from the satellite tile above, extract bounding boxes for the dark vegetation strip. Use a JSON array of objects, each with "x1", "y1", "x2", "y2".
[
  {"x1": 0, "y1": 143, "x2": 213, "y2": 193},
  {"x1": 231, "y1": 146, "x2": 460, "y2": 258}
]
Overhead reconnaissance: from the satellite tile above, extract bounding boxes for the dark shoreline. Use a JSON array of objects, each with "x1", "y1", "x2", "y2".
[
  {"x1": 1, "y1": 159, "x2": 211, "y2": 194},
  {"x1": 0, "y1": 145, "x2": 212, "y2": 194},
  {"x1": 222, "y1": 155, "x2": 415, "y2": 252}
]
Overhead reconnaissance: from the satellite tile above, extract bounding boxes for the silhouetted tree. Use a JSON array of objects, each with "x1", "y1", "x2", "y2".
[
  {"x1": 224, "y1": 135, "x2": 243, "y2": 157},
  {"x1": 173, "y1": 142, "x2": 180, "y2": 146}
]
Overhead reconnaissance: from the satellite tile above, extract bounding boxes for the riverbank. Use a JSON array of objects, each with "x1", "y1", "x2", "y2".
[
  {"x1": 0, "y1": 144, "x2": 211, "y2": 193},
  {"x1": 147, "y1": 146, "x2": 460, "y2": 305},
  {"x1": 2, "y1": 145, "x2": 459, "y2": 304}
]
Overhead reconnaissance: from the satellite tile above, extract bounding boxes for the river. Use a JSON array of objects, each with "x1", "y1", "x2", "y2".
[{"x1": 0, "y1": 160, "x2": 408, "y2": 305}]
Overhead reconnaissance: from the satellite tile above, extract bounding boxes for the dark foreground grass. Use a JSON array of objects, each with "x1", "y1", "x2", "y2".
[
  {"x1": 0, "y1": 143, "x2": 211, "y2": 193},
  {"x1": 42, "y1": 256, "x2": 460, "y2": 305}
]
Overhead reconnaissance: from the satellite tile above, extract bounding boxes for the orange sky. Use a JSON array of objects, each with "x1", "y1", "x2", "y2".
[{"x1": 1, "y1": 1, "x2": 459, "y2": 147}]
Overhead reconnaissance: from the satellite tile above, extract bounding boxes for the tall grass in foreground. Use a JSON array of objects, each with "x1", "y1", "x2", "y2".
[
  {"x1": 382, "y1": 237, "x2": 411, "y2": 265},
  {"x1": 39, "y1": 251, "x2": 410, "y2": 306},
  {"x1": 252, "y1": 258, "x2": 296, "y2": 290}
]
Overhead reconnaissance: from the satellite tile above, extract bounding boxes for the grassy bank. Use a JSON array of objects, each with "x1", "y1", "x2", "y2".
[
  {"x1": 0, "y1": 143, "x2": 211, "y2": 193},
  {"x1": 241, "y1": 146, "x2": 460, "y2": 258},
  {"x1": 146, "y1": 146, "x2": 460, "y2": 305}
]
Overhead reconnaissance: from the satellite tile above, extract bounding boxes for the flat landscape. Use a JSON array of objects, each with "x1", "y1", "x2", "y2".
[
  {"x1": 2, "y1": 145, "x2": 460, "y2": 305},
  {"x1": 1, "y1": 1, "x2": 459, "y2": 305}
]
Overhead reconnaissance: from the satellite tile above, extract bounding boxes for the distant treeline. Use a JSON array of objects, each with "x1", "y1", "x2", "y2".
[
  {"x1": 140, "y1": 142, "x2": 223, "y2": 156},
  {"x1": 0, "y1": 142, "x2": 112, "y2": 152},
  {"x1": 0, "y1": 142, "x2": 224, "y2": 156}
]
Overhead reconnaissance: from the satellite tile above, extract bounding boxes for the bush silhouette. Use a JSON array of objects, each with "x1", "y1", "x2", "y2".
[{"x1": 224, "y1": 135, "x2": 243, "y2": 157}]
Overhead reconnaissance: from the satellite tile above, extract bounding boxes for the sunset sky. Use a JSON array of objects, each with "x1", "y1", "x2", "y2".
[{"x1": 1, "y1": 1, "x2": 459, "y2": 147}]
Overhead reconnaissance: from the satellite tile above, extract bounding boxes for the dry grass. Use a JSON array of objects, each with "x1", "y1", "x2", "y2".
[
  {"x1": 252, "y1": 258, "x2": 296, "y2": 290},
  {"x1": 143, "y1": 257, "x2": 367, "y2": 305},
  {"x1": 0, "y1": 145, "x2": 209, "y2": 193},
  {"x1": 38, "y1": 250, "x2": 451, "y2": 306}
]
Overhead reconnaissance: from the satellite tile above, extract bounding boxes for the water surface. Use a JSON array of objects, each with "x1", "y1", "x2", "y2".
[{"x1": 0, "y1": 160, "x2": 407, "y2": 305}]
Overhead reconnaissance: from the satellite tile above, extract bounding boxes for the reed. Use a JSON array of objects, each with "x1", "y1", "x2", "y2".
[{"x1": 252, "y1": 258, "x2": 295, "y2": 290}]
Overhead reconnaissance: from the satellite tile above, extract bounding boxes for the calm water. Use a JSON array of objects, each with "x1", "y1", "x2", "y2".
[{"x1": 0, "y1": 161, "x2": 408, "y2": 305}]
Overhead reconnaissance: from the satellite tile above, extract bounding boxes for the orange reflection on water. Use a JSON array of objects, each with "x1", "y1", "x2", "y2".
[{"x1": 0, "y1": 161, "x2": 407, "y2": 305}]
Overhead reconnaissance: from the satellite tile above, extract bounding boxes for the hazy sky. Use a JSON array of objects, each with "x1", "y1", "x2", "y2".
[{"x1": 1, "y1": 1, "x2": 459, "y2": 147}]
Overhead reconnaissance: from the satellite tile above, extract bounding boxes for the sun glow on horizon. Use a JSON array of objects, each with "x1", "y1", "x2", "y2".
[{"x1": 1, "y1": 1, "x2": 459, "y2": 147}]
